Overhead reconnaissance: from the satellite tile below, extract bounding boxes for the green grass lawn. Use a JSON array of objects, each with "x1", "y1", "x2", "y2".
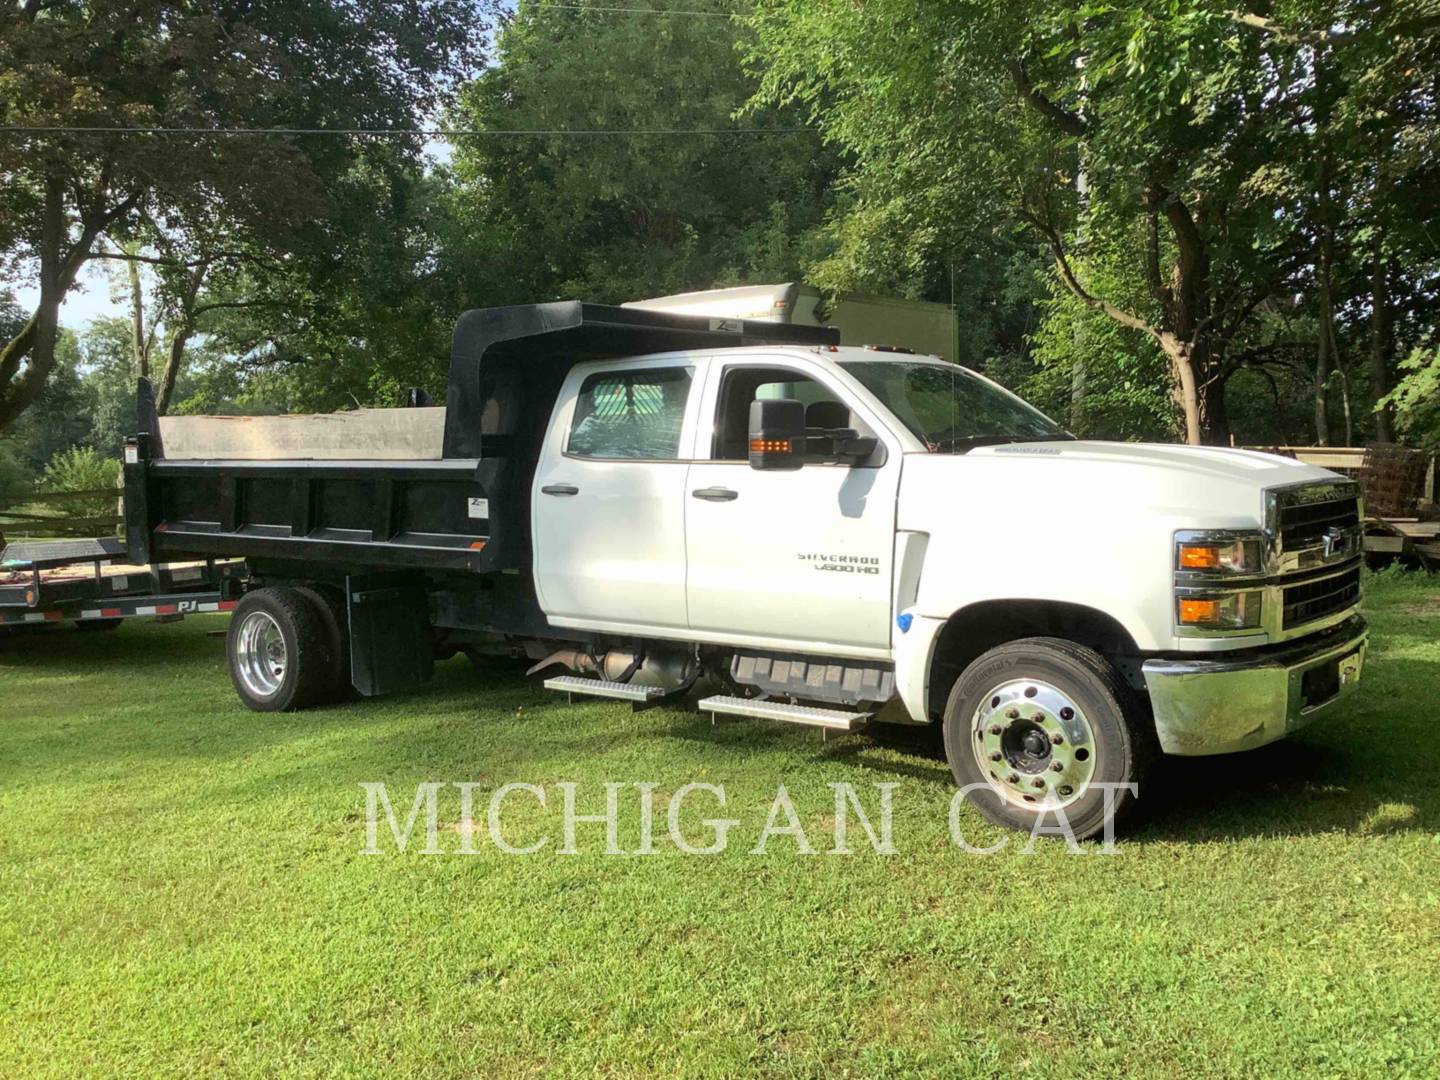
[{"x1": 3, "y1": 571, "x2": 1439, "y2": 1077}]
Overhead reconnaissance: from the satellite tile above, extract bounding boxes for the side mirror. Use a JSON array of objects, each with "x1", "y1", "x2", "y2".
[{"x1": 748, "y1": 398, "x2": 805, "y2": 470}]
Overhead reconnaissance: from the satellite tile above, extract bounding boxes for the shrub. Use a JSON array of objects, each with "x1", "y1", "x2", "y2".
[
  {"x1": 37, "y1": 447, "x2": 120, "y2": 521},
  {"x1": 1379, "y1": 343, "x2": 1440, "y2": 452}
]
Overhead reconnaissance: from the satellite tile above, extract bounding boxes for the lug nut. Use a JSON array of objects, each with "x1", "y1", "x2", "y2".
[
  {"x1": 1031, "y1": 778, "x2": 1046, "y2": 789},
  {"x1": 1033, "y1": 714, "x2": 1046, "y2": 724},
  {"x1": 1007, "y1": 773, "x2": 1021, "y2": 785},
  {"x1": 989, "y1": 724, "x2": 1003, "y2": 736},
  {"x1": 1006, "y1": 709, "x2": 1019, "y2": 720},
  {"x1": 989, "y1": 751, "x2": 1002, "y2": 762},
  {"x1": 1050, "y1": 732, "x2": 1064, "y2": 745},
  {"x1": 1050, "y1": 761, "x2": 1064, "y2": 772}
]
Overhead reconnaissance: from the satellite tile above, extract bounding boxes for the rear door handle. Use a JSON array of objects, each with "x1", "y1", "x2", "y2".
[
  {"x1": 692, "y1": 486, "x2": 739, "y2": 502},
  {"x1": 541, "y1": 483, "x2": 579, "y2": 497}
]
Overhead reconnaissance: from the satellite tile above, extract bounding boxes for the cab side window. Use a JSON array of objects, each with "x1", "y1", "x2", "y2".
[
  {"x1": 711, "y1": 366, "x2": 872, "y2": 462},
  {"x1": 567, "y1": 366, "x2": 693, "y2": 460}
]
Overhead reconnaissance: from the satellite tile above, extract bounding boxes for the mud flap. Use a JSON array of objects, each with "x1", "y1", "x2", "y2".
[{"x1": 346, "y1": 576, "x2": 434, "y2": 697}]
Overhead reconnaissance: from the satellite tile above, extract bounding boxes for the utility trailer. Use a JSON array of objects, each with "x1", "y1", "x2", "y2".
[{"x1": 0, "y1": 535, "x2": 245, "y2": 632}]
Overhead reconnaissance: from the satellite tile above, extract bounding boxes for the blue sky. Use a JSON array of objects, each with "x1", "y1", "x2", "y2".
[{"x1": 15, "y1": 262, "x2": 125, "y2": 330}]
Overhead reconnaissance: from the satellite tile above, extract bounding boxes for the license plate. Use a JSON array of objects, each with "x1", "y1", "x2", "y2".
[{"x1": 1338, "y1": 649, "x2": 1362, "y2": 687}]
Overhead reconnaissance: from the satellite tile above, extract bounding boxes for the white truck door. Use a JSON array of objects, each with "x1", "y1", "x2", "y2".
[
  {"x1": 532, "y1": 358, "x2": 702, "y2": 634},
  {"x1": 684, "y1": 358, "x2": 901, "y2": 656}
]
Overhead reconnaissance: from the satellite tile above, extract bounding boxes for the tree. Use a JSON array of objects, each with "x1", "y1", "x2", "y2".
[
  {"x1": 97, "y1": 215, "x2": 286, "y2": 415},
  {"x1": 184, "y1": 154, "x2": 516, "y2": 414},
  {"x1": 452, "y1": 1, "x2": 840, "y2": 305},
  {"x1": 0, "y1": 0, "x2": 483, "y2": 431},
  {"x1": 746, "y1": 0, "x2": 1440, "y2": 445},
  {"x1": 0, "y1": 320, "x2": 95, "y2": 484},
  {"x1": 1380, "y1": 343, "x2": 1440, "y2": 453},
  {"x1": 1021, "y1": 256, "x2": 1177, "y2": 442}
]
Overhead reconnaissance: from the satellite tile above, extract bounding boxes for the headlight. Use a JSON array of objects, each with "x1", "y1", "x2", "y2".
[
  {"x1": 1176, "y1": 589, "x2": 1263, "y2": 630},
  {"x1": 1174, "y1": 530, "x2": 1265, "y2": 576}
]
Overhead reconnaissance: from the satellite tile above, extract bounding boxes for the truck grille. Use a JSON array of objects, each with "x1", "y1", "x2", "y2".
[
  {"x1": 1282, "y1": 567, "x2": 1361, "y2": 630},
  {"x1": 1277, "y1": 490, "x2": 1360, "y2": 548}
]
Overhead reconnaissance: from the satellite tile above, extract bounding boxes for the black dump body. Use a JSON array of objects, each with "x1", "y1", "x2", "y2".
[{"x1": 124, "y1": 301, "x2": 837, "y2": 579}]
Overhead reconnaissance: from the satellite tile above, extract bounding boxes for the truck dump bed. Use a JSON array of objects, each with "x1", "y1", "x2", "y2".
[{"x1": 125, "y1": 302, "x2": 837, "y2": 578}]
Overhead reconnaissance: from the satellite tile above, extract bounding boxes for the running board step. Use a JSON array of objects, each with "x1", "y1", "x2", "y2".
[
  {"x1": 698, "y1": 695, "x2": 870, "y2": 732},
  {"x1": 543, "y1": 675, "x2": 667, "y2": 704}
]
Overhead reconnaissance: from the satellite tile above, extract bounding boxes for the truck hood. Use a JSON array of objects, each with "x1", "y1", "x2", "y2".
[
  {"x1": 895, "y1": 441, "x2": 1344, "y2": 651},
  {"x1": 963, "y1": 439, "x2": 1336, "y2": 493}
]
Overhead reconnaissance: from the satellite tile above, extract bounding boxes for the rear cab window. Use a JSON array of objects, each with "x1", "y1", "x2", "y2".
[{"x1": 566, "y1": 366, "x2": 694, "y2": 460}]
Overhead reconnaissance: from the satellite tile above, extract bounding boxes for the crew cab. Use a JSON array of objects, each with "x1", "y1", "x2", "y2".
[{"x1": 123, "y1": 302, "x2": 1367, "y2": 837}]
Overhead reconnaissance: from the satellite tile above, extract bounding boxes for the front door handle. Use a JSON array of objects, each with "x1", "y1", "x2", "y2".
[
  {"x1": 692, "y1": 486, "x2": 739, "y2": 502},
  {"x1": 541, "y1": 483, "x2": 579, "y2": 497}
]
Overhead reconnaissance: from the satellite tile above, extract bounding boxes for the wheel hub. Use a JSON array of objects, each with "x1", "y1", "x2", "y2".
[
  {"x1": 971, "y1": 679, "x2": 1096, "y2": 809},
  {"x1": 235, "y1": 609, "x2": 287, "y2": 698}
]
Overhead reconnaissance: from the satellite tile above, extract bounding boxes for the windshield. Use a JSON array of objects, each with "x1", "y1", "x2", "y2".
[{"x1": 839, "y1": 360, "x2": 1070, "y2": 452}]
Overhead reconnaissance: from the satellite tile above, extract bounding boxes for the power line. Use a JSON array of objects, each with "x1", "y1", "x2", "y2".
[{"x1": 0, "y1": 125, "x2": 814, "y2": 139}]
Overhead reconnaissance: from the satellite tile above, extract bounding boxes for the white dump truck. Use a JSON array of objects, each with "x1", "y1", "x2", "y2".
[{"x1": 123, "y1": 302, "x2": 1367, "y2": 838}]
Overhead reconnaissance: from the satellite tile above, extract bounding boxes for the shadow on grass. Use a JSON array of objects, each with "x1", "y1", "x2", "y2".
[{"x1": 6, "y1": 602, "x2": 1440, "y2": 843}]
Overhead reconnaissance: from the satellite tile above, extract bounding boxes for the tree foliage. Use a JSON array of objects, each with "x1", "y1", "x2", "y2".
[
  {"x1": 4, "y1": 0, "x2": 1440, "y2": 466},
  {"x1": 746, "y1": 0, "x2": 1440, "y2": 445},
  {"x1": 452, "y1": 2, "x2": 840, "y2": 304},
  {"x1": 0, "y1": 0, "x2": 484, "y2": 431},
  {"x1": 1381, "y1": 343, "x2": 1440, "y2": 453}
]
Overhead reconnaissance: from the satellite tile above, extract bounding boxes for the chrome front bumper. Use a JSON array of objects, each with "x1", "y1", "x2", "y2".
[{"x1": 1142, "y1": 617, "x2": 1367, "y2": 756}]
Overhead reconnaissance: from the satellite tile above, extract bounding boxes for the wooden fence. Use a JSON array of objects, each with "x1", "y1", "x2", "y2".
[
  {"x1": 0, "y1": 489, "x2": 124, "y2": 543},
  {"x1": 1247, "y1": 446, "x2": 1436, "y2": 506}
]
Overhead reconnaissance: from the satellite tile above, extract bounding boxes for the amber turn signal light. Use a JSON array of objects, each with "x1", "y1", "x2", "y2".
[
  {"x1": 1178, "y1": 544, "x2": 1220, "y2": 569},
  {"x1": 1177, "y1": 598, "x2": 1220, "y2": 624}
]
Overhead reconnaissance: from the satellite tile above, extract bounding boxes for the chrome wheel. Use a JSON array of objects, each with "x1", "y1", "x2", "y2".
[
  {"x1": 234, "y1": 609, "x2": 287, "y2": 698},
  {"x1": 970, "y1": 678, "x2": 1097, "y2": 810}
]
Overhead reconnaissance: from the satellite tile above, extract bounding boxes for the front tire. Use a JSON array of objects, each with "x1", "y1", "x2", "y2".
[
  {"x1": 226, "y1": 587, "x2": 336, "y2": 712},
  {"x1": 943, "y1": 637, "x2": 1155, "y2": 840}
]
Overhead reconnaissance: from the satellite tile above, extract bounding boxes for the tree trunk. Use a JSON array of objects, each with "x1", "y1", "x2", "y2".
[
  {"x1": 1370, "y1": 251, "x2": 1394, "y2": 442},
  {"x1": 1069, "y1": 350, "x2": 1087, "y2": 433},
  {"x1": 0, "y1": 181, "x2": 133, "y2": 431},
  {"x1": 155, "y1": 321, "x2": 195, "y2": 415},
  {"x1": 1335, "y1": 361, "x2": 1353, "y2": 446},
  {"x1": 1314, "y1": 160, "x2": 1336, "y2": 447},
  {"x1": 1200, "y1": 361, "x2": 1229, "y2": 445},
  {"x1": 1158, "y1": 335, "x2": 1228, "y2": 445},
  {"x1": 0, "y1": 175, "x2": 67, "y2": 432},
  {"x1": 127, "y1": 253, "x2": 149, "y2": 382},
  {"x1": 1314, "y1": 305, "x2": 1331, "y2": 446},
  {"x1": 154, "y1": 261, "x2": 210, "y2": 415}
]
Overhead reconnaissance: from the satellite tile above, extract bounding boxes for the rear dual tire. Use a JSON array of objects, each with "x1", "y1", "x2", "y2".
[{"x1": 226, "y1": 586, "x2": 350, "y2": 712}]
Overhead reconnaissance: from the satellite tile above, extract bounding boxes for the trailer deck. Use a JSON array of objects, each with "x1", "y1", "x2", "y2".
[{"x1": 0, "y1": 536, "x2": 245, "y2": 628}]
